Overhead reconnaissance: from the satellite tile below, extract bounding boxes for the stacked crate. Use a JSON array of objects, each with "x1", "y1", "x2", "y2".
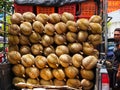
[
  {"x1": 14, "y1": 1, "x2": 99, "y2": 19},
  {"x1": 107, "y1": 0, "x2": 120, "y2": 13},
  {"x1": 58, "y1": 4, "x2": 76, "y2": 15},
  {"x1": 14, "y1": 3, "x2": 55, "y2": 15},
  {"x1": 78, "y1": 1, "x2": 98, "y2": 19},
  {"x1": 58, "y1": 3, "x2": 77, "y2": 20},
  {"x1": 36, "y1": 6, "x2": 55, "y2": 15},
  {"x1": 14, "y1": 3, "x2": 34, "y2": 14}
]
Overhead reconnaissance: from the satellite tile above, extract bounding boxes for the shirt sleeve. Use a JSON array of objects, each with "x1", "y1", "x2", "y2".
[{"x1": 114, "y1": 49, "x2": 120, "y2": 63}]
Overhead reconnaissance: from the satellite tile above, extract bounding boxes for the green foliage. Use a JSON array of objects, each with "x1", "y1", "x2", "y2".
[{"x1": 0, "y1": 0, "x2": 13, "y2": 14}]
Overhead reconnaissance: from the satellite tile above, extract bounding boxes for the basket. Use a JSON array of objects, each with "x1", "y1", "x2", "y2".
[
  {"x1": 108, "y1": 0, "x2": 120, "y2": 13},
  {"x1": 78, "y1": 1, "x2": 98, "y2": 19},
  {"x1": 58, "y1": 4, "x2": 76, "y2": 15},
  {"x1": 14, "y1": 3, "x2": 34, "y2": 14},
  {"x1": 36, "y1": 6, "x2": 55, "y2": 15}
]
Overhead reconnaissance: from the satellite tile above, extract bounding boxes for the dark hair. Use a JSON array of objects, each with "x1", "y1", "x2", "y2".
[{"x1": 114, "y1": 28, "x2": 120, "y2": 32}]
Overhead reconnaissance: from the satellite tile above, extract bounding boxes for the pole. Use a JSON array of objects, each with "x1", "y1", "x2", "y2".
[
  {"x1": 103, "y1": 0, "x2": 108, "y2": 60},
  {"x1": 3, "y1": 0, "x2": 7, "y2": 63}
]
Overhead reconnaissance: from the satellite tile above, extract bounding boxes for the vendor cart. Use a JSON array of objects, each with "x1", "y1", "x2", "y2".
[{"x1": 0, "y1": 0, "x2": 110, "y2": 90}]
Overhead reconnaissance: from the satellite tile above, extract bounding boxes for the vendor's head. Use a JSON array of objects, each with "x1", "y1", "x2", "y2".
[{"x1": 114, "y1": 28, "x2": 120, "y2": 42}]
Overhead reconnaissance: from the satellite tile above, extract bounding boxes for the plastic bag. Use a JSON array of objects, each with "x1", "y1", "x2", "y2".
[{"x1": 14, "y1": 0, "x2": 86, "y2": 6}]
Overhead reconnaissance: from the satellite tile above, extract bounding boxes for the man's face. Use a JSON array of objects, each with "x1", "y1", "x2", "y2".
[{"x1": 114, "y1": 31, "x2": 120, "y2": 42}]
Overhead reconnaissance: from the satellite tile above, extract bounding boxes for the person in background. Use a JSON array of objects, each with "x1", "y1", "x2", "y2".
[
  {"x1": 113, "y1": 42, "x2": 120, "y2": 89},
  {"x1": 115, "y1": 42, "x2": 120, "y2": 78},
  {"x1": 113, "y1": 28, "x2": 120, "y2": 68},
  {"x1": 114, "y1": 28, "x2": 120, "y2": 44},
  {"x1": 107, "y1": 28, "x2": 120, "y2": 89},
  {"x1": 112, "y1": 28, "x2": 120, "y2": 90}
]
